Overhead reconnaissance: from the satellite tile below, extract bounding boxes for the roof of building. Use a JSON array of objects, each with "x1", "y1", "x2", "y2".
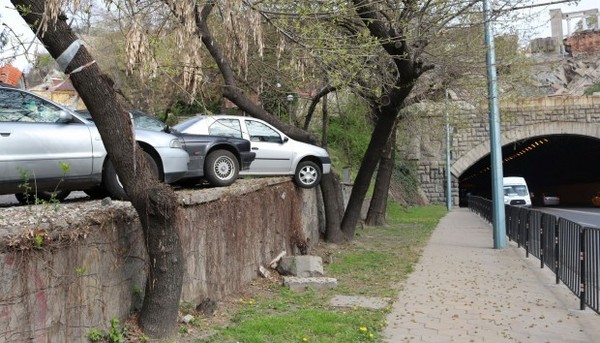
[{"x1": 0, "y1": 64, "x2": 23, "y2": 87}]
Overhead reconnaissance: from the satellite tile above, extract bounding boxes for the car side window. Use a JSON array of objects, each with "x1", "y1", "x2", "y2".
[
  {"x1": 0, "y1": 89, "x2": 63, "y2": 123},
  {"x1": 209, "y1": 119, "x2": 242, "y2": 138},
  {"x1": 246, "y1": 120, "x2": 281, "y2": 143}
]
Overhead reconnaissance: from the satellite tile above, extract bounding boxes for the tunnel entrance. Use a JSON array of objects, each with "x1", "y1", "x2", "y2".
[{"x1": 458, "y1": 134, "x2": 600, "y2": 207}]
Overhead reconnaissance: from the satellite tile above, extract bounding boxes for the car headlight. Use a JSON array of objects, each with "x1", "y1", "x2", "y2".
[{"x1": 170, "y1": 139, "x2": 183, "y2": 149}]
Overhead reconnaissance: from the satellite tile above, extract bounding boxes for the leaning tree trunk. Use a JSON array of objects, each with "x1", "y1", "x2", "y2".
[
  {"x1": 340, "y1": 112, "x2": 397, "y2": 237},
  {"x1": 13, "y1": 1, "x2": 184, "y2": 339},
  {"x1": 365, "y1": 126, "x2": 397, "y2": 226}
]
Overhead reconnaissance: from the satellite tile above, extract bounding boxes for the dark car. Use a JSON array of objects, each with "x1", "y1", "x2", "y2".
[{"x1": 77, "y1": 110, "x2": 255, "y2": 187}]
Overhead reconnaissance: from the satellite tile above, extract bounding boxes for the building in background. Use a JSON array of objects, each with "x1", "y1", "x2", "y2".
[{"x1": 0, "y1": 64, "x2": 24, "y2": 88}]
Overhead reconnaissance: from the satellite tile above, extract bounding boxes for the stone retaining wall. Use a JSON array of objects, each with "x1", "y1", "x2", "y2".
[{"x1": 0, "y1": 178, "x2": 322, "y2": 342}]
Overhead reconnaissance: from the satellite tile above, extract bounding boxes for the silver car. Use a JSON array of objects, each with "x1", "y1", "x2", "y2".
[
  {"x1": 0, "y1": 86, "x2": 189, "y2": 203},
  {"x1": 173, "y1": 115, "x2": 331, "y2": 188}
]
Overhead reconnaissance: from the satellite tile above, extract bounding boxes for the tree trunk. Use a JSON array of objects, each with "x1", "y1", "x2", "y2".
[
  {"x1": 320, "y1": 173, "x2": 346, "y2": 242},
  {"x1": 365, "y1": 126, "x2": 396, "y2": 226},
  {"x1": 13, "y1": 1, "x2": 184, "y2": 339},
  {"x1": 321, "y1": 95, "x2": 328, "y2": 148},
  {"x1": 340, "y1": 111, "x2": 396, "y2": 237}
]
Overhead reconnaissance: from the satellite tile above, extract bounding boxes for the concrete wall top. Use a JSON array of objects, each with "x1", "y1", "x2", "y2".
[{"x1": 501, "y1": 95, "x2": 600, "y2": 109}]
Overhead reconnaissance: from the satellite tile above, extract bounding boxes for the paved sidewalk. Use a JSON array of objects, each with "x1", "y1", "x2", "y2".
[{"x1": 383, "y1": 208, "x2": 600, "y2": 343}]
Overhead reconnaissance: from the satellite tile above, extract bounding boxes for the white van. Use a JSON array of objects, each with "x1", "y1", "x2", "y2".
[{"x1": 503, "y1": 177, "x2": 532, "y2": 207}]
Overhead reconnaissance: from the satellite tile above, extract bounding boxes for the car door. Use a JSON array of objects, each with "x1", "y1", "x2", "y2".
[
  {"x1": 0, "y1": 88, "x2": 96, "y2": 187},
  {"x1": 242, "y1": 118, "x2": 293, "y2": 174}
]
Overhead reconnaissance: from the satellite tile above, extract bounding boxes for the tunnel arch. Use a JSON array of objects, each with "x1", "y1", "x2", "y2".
[{"x1": 451, "y1": 121, "x2": 600, "y2": 178}]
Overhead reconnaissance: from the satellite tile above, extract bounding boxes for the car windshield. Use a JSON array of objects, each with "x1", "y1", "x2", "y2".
[
  {"x1": 504, "y1": 185, "x2": 528, "y2": 196},
  {"x1": 76, "y1": 109, "x2": 168, "y2": 132}
]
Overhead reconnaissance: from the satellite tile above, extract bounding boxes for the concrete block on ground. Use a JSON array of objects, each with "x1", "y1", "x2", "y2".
[
  {"x1": 282, "y1": 276, "x2": 337, "y2": 292},
  {"x1": 277, "y1": 255, "x2": 323, "y2": 277},
  {"x1": 329, "y1": 295, "x2": 391, "y2": 310}
]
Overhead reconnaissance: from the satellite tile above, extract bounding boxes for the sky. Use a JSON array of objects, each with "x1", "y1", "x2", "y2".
[
  {"x1": 0, "y1": 0, "x2": 39, "y2": 70},
  {"x1": 516, "y1": 0, "x2": 599, "y2": 39},
  {"x1": 1, "y1": 0, "x2": 599, "y2": 71}
]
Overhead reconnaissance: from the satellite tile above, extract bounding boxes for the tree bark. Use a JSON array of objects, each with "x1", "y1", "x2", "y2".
[
  {"x1": 321, "y1": 94, "x2": 329, "y2": 148},
  {"x1": 341, "y1": 112, "x2": 396, "y2": 237},
  {"x1": 320, "y1": 173, "x2": 346, "y2": 242},
  {"x1": 12, "y1": 1, "x2": 184, "y2": 339},
  {"x1": 365, "y1": 125, "x2": 396, "y2": 226}
]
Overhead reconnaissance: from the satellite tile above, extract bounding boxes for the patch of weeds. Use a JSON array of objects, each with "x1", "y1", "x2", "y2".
[
  {"x1": 86, "y1": 317, "x2": 127, "y2": 343},
  {"x1": 32, "y1": 234, "x2": 44, "y2": 249},
  {"x1": 87, "y1": 328, "x2": 104, "y2": 342},
  {"x1": 75, "y1": 267, "x2": 87, "y2": 277},
  {"x1": 180, "y1": 301, "x2": 196, "y2": 315}
]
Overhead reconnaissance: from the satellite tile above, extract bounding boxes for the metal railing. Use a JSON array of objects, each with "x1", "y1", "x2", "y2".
[{"x1": 468, "y1": 195, "x2": 600, "y2": 314}]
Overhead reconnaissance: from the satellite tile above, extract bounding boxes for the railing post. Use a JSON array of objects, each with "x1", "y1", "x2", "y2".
[
  {"x1": 507, "y1": 207, "x2": 512, "y2": 242},
  {"x1": 580, "y1": 229, "x2": 586, "y2": 311},
  {"x1": 517, "y1": 210, "x2": 521, "y2": 248},
  {"x1": 540, "y1": 215, "x2": 544, "y2": 269},
  {"x1": 555, "y1": 220, "x2": 560, "y2": 285},
  {"x1": 525, "y1": 211, "x2": 530, "y2": 258}
]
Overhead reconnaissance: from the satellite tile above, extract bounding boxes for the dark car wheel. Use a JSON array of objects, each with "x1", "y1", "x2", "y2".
[
  {"x1": 104, "y1": 151, "x2": 159, "y2": 200},
  {"x1": 204, "y1": 150, "x2": 239, "y2": 187},
  {"x1": 15, "y1": 190, "x2": 71, "y2": 205},
  {"x1": 294, "y1": 161, "x2": 321, "y2": 189},
  {"x1": 84, "y1": 187, "x2": 109, "y2": 199}
]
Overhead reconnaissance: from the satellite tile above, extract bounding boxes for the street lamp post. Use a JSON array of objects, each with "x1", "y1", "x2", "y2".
[
  {"x1": 286, "y1": 94, "x2": 294, "y2": 125},
  {"x1": 483, "y1": 0, "x2": 506, "y2": 249},
  {"x1": 445, "y1": 89, "x2": 452, "y2": 211}
]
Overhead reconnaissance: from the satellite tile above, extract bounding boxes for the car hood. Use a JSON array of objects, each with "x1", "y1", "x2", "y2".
[
  {"x1": 133, "y1": 128, "x2": 182, "y2": 147},
  {"x1": 285, "y1": 138, "x2": 330, "y2": 158}
]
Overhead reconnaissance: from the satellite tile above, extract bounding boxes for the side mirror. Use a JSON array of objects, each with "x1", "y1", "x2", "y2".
[{"x1": 57, "y1": 110, "x2": 73, "y2": 123}]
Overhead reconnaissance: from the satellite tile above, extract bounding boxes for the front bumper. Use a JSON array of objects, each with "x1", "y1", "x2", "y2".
[
  {"x1": 319, "y1": 156, "x2": 332, "y2": 174},
  {"x1": 155, "y1": 147, "x2": 190, "y2": 184}
]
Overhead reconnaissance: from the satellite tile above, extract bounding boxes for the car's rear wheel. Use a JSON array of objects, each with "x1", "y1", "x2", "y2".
[
  {"x1": 294, "y1": 161, "x2": 321, "y2": 189},
  {"x1": 103, "y1": 151, "x2": 160, "y2": 200},
  {"x1": 15, "y1": 190, "x2": 71, "y2": 205},
  {"x1": 204, "y1": 150, "x2": 239, "y2": 187}
]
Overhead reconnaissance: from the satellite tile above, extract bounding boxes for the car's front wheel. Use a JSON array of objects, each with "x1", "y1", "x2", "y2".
[
  {"x1": 15, "y1": 190, "x2": 71, "y2": 205},
  {"x1": 103, "y1": 151, "x2": 160, "y2": 200},
  {"x1": 294, "y1": 161, "x2": 321, "y2": 189},
  {"x1": 204, "y1": 150, "x2": 239, "y2": 187}
]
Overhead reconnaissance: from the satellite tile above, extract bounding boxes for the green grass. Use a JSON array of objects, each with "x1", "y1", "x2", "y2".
[{"x1": 194, "y1": 204, "x2": 447, "y2": 343}]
